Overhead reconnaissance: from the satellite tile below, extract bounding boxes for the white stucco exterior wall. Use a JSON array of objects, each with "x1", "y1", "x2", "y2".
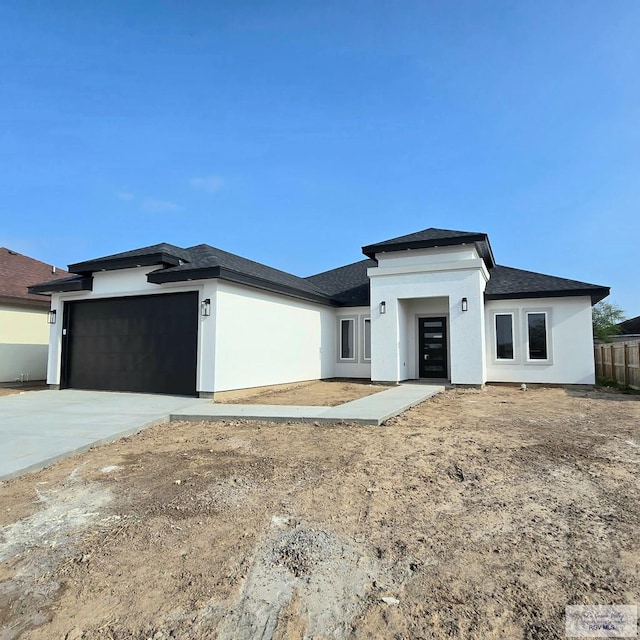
[
  {"x1": 484, "y1": 296, "x2": 596, "y2": 384},
  {"x1": 212, "y1": 281, "x2": 336, "y2": 392},
  {"x1": 0, "y1": 303, "x2": 50, "y2": 382},
  {"x1": 368, "y1": 246, "x2": 488, "y2": 385}
]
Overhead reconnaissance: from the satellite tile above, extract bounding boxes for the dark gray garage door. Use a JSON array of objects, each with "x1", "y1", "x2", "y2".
[{"x1": 61, "y1": 292, "x2": 198, "y2": 396}]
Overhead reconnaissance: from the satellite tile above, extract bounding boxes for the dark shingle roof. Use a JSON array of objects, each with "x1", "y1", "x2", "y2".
[
  {"x1": 0, "y1": 248, "x2": 68, "y2": 306},
  {"x1": 485, "y1": 265, "x2": 609, "y2": 304},
  {"x1": 362, "y1": 227, "x2": 495, "y2": 267},
  {"x1": 28, "y1": 231, "x2": 610, "y2": 307},
  {"x1": 306, "y1": 259, "x2": 375, "y2": 306},
  {"x1": 618, "y1": 315, "x2": 640, "y2": 335},
  {"x1": 147, "y1": 244, "x2": 333, "y2": 305}
]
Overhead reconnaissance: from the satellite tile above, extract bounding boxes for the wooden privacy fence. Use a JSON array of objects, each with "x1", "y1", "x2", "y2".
[{"x1": 594, "y1": 340, "x2": 640, "y2": 389}]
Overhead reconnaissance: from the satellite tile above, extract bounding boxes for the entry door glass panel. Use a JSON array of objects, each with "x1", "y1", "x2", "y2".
[{"x1": 418, "y1": 316, "x2": 448, "y2": 378}]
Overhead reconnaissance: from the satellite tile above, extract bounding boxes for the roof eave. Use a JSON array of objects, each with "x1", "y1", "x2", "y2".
[
  {"x1": 485, "y1": 287, "x2": 610, "y2": 305},
  {"x1": 362, "y1": 234, "x2": 496, "y2": 267},
  {"x1": 148, "y1": 267, "x2": 338, "y2": 307},
  {"x1": 0, "y1": 294, "x2": 51, "y2": 308},
  {"x1": 68, "y1": 252, "x2": 184, "y2": 275},
  {"x1": 28, "y1": 276, "x2": 94, "y2": 295}
]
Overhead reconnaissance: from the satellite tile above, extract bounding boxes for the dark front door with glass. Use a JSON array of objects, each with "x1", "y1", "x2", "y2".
[{"x1": 418, "y1": 317, "x2": 448, "y2": 379}]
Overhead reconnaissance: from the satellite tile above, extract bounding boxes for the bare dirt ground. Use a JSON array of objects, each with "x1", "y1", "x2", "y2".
[
  {"x1": 0, "y1": 384, "x2": 48, "y2": 398},
  {"x1": 1, "y1": 386, "x2": 639, "y2": 640},
  {"x1": 215, "y1": 379, "x2": 387, "y2": 406}
]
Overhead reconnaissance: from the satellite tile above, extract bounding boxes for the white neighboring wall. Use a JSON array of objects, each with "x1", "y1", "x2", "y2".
[
  {"x1": 212, "y1": 281, "x2": 336, "y2": 392},
  {"x1": 0, "y1": 303, "x2": 49, "y2": 382},
  {"x1": 484, "y1": 296, "x2": 596, "y2": 384}
]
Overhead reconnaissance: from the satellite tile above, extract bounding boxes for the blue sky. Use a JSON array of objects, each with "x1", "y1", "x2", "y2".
[{"x1": 1, "y1": 1, "x2": 638, "y2": 313}]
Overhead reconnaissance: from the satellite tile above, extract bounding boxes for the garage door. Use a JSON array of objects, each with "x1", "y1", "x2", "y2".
[{"x1": 61, "y1": 292, "x2": 198, "y2": 396}]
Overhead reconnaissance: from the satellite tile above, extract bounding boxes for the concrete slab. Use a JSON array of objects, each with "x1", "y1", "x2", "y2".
[
  {"x1": 171, "y1": 382, "x2": 444, "y2": 426},
  {"x1": 0, "y1": 390, "x2": 207, "y2": 481}
]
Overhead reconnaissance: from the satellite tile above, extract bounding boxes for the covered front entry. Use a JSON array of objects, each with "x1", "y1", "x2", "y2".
[
  {"x1": 61, "y1": 292, "x2": 198, "y2": 396},
  {"x1": 418, "y1": 316, "x2": 448, "y2": 379}
]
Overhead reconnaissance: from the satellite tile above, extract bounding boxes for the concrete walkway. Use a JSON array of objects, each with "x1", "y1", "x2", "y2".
[
  {"x1": 0, "y1": 390, "x2": 207, "y2": 481},
  {"x1": 0, "y1": 383, "x2": 443, "y2": 482},
  {"x1": 171, "y1": 382, "x2": 444, "y2": 426}
]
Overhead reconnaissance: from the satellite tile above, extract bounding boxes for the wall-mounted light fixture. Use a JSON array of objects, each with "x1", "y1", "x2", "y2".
[
  {"x1": 47, "y1": 310, "x2": 57, "y2": 324},
  {"x1": 461, "y1": 297, "x2": 468, "y2": 312},
  {"x1": 379, "y1": 301, "x2": 386, "y2": 315},
  {"x1": 201, "y1": 298, "x2": 211, "y2": 317}
]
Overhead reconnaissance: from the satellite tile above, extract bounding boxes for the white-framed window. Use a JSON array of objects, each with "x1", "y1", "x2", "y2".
[
  {"x1": 495, "y1": 313, "x2": 515, "y2": 361},
  {"x1": 338, "y1": 317, "x2": 356, "y2": 361},
  {"x1": 362, "y1": 317, "x2": 371, "y2": 361},
  {"x1": 526, "y1": 311, "x2": 549, "y2": 361}
]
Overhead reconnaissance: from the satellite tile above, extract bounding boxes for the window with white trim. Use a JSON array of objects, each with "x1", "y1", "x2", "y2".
[
  {"x1": 527, "y1": 312, "x2": 548, "y2": 360},
  {"x1": 339, "y1": 318, "x2": 356, "y2": 360},
  {"x1": 495, "y1": 313, "x2": 514, "y2": 360},
  {"x1": 363, "y1": 317, "x2": 371, "y2": 361}
]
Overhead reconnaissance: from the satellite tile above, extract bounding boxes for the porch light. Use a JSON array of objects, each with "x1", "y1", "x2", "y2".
[
  {"x1": 47, "y1": 310, "x2": 57, "y2": 324},
  {"x1": 379, "y1": 301, "x2": 386, "y2": 315},
  {"x1": 461, "y1": 297, "x2": 468, "y2": 312},
  {"x1": 201, "y1": 298, "x2": 211, "y2": 317}
]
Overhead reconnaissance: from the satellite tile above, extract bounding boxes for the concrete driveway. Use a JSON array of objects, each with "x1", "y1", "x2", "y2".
[{"x1": 0, "y1": 390, "x2": 206, "y2": 481}]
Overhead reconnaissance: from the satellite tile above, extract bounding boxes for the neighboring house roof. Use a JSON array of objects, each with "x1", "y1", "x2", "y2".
[
  {"x1": 362, "y1": 227, "x2": 496, "y2": 267},
  {"x1": 28, "y1": 231, "x2": 610, "y2": 307},
  {"x1": 0, "y1": 247, "x2": 68, "y2": 308},
  {"x1": 617, "y1": 315, "x2": 640, "y2": 335}
]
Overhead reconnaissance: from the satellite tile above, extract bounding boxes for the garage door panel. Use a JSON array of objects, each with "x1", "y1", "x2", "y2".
[{"x1": 62, "y1": 292, "x2": 198, "y2": 396}]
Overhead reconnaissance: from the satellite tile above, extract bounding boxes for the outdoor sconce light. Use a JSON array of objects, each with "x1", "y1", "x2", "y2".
[
  {"x1": 201, "y1": 298, "x2": 211, "y2": 317},
  {"x1": 461, "y1": 297, "x2": 468, "y2": 312},
  {"x1": 379, "y1": 301, "x2": 386, "y2": 314},
  {"x1": 47, "y1": 310, "x2": 57, "y2": 324}
]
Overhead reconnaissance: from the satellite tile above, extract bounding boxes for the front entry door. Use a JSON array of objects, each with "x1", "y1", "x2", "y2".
[{"x1": 418, "y1": 317, "x2": 448, "y2": 379}]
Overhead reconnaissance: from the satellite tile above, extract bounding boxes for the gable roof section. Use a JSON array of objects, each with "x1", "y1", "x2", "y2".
[
  {"x1": 362, "y1": 227, "x2": 496, "y2": 267},
  {"x1": 617, "y1": 315, "x2": 640, "y2": 335},
  {"x1": 0, "y1": 248, "x2": 68, "y2": 307},
  {"x1": 485, "y1": 265, "x2": 609, "y2": 304},
  {"x1": 305, "y1": 259, "x2": 375, "y2": 306},
  {"x1": 147, "y1": 244, "x2": 333, "y2": 305},
  {"x1": 68, "y1": 243, "x2": 192, "y2": 274}
]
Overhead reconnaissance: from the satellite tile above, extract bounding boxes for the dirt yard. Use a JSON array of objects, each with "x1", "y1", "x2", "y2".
[
  {"x1": 214, "y1": 379, "x2": 387, "y2": 406},
  {"x1": 0, "y1": 384, "x2": 48, "y2": 398},
  {"x1": 1, "y1": 386, "x2": 639, "y2": 639}
]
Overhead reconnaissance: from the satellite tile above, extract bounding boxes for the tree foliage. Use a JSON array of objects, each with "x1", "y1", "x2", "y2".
[{"x1": 592, "y1": 301, "x2": 625, "y2": 342}]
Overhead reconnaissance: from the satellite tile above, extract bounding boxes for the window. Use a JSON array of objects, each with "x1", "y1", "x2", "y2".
[
  {"x1": 339, "y1": 318, "x2": 355, "y2": 360},
  {"x1": 363, "y1": 317, "x2": 371, "y2": 361},
  {"x1": 527, "y1": 312, "x2": 548, "y2": 360},
  {"x1": 495, "y1": 314, "x2": 514, "y2": 360}
]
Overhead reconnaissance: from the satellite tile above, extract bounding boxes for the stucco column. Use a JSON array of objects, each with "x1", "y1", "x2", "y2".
[
  {"x1": 196, "y1": 282, "x2": 217, "y2": 395},
  {"x1": 370, "y1": 296, "x2": 401, "y2": 383}
]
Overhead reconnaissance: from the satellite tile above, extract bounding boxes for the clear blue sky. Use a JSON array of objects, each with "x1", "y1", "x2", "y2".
[{"x1": 1, "y1": 1, "x2": 638, "y2": 313}]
